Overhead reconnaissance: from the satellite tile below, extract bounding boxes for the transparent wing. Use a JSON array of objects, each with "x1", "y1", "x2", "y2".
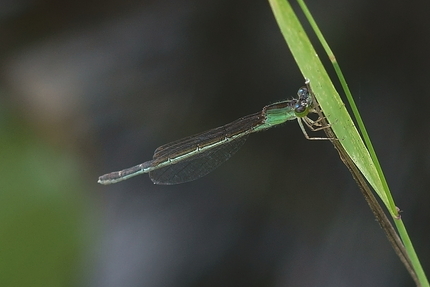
[{"x1": 149, "y1": 136, "x2": 248, "y2": 185}]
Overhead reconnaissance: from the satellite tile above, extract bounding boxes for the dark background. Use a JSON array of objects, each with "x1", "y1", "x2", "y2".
[{"x1": 1, "y1": 0, "x2": 429, "y2": 286}]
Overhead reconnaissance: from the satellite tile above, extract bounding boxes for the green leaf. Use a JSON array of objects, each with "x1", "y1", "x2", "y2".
[{"x1": 268, "y1": 0, "x2": 390, "y2": 211}]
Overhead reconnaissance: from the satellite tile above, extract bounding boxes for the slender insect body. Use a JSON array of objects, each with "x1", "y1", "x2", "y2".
[{"x1": 98, "y1": 82, "x2": 329, "y2": 185}]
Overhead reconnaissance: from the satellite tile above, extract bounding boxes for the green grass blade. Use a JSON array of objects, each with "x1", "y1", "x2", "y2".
[
  {"x1": 267, "y1": 0, "x2": 389, "y2": 211},
  {"x1": 295, "y1": 0, "x2": 399, "y2": 217},
  {"x1": 267, "y1": 0, "x2": 429, "y2": 286},
  {"x1": 295, "y1": 1, "x2": 429, "y2": 285}
]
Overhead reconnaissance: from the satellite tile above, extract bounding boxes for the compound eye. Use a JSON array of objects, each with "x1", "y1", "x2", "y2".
[
  {"x1": 294, "y1": 86, "x2": 312, "y2": 117},
  {"x1": 295, "y1": 104, "x2": 306, "y2": 114},
  {"x1": 297, "y1": 87, "x2": 309, "y2": 98},
  {"x1": 294, "y1": 101, "x2": 310, "y2": 117}
]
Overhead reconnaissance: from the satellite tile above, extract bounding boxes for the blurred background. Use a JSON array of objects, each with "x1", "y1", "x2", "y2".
[{"x1": 1, "y1": 0, "x2": 429, "y2": 286}]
